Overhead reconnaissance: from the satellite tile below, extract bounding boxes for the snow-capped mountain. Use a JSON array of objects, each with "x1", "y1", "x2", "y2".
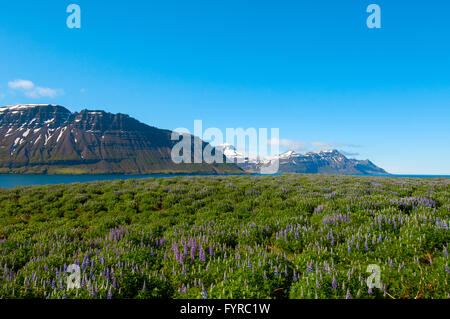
[
  {"x1": 0, "y1": 104, "x2": 241, "y2": 174},
  {"x1": 218, "y1": 145, "x2": 388, "y2": 175},
  {"x1": 275, "y1": 149, "x2": 387, "y2": 174},
  {"x1": 215, "y1": 143, "x2": 259, "y2": 172},
  {"x1": 215, "y1": 143, "x2": 248, "y2": 161}
]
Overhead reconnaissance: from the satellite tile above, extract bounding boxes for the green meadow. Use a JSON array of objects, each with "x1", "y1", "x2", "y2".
[{"x1": 0, "y1": 174, "x2": 449, "y2": 299}]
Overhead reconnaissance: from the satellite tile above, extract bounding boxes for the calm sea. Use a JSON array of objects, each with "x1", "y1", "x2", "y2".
[
  {"x1": 0, "y1": 174, "x2": 247, "y2": 188},
  {"x1": 0, "y1": 173, "x2": 448, "y2": 189}
]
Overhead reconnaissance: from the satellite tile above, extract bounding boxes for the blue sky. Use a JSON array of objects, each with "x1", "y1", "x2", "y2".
[{"x1": 0, "y1": 0, "x2": 449, "y2": 174}]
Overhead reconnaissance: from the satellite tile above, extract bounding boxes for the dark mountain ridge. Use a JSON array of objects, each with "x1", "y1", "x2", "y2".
[
  {"x1": 0, "y1": 104, "x2": 242, "y2": 174},
  {"x1": 275, "y1": 149, "x2": 389, "y2": 175}
]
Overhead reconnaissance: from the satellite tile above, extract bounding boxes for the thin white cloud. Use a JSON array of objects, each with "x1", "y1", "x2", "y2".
[
  {"x1": 310, "y1": 141, "x2": 361, "y2": 150},
  {"x1": 338, "y1": 150, "x2": 360, "y2": 157},
  {"x1": 267, "y1": 138, "x2": 307, "y2": 151},
  {"x1": 25, "y1": 87, "x2": 61, "y2": 98},
  {"x1": 266, "y1": 139, "x2": 362, "y2": 153},
  {"x1": 8, "y1": 79, "x2": 35, "y2": 90},
  {"x1": 7, "y1": 79, "x2": 63, "y2": 99}
]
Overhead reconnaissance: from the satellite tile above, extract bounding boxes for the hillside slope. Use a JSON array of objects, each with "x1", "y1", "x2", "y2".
[{"x1": 0, "y1": 104, "x2": 242, "y2": 174}]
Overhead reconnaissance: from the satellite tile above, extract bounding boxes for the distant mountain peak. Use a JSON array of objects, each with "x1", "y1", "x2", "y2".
[
  {"x1": 318, "y1": 149, "x2": 335, "y2": 153},
  {"x1": 216, "y1": 143, "x2": 248, "y2": 161},
  {"x1": 279, "y1": 150, "x2": 300, "y2": 159},
  {"x1": 308, "y1": 149, "x2": 341, "y2": 155},
  {"x1": 221, "y1": 145, "x2": 387, "y2": 175}
]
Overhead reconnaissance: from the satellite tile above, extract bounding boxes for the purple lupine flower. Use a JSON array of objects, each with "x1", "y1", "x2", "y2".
[
  {"x1": 201, "y1": 287, "x2": 208, "y2": 299},
  {"x1": 209, "y1": 245, "x2": 213, "y2": 256},
  {"x1": 368, "y1": 286, "x2": 373, "y2": 295},
  {"x1": 306, "y1": 262, "x2": 314, "y2": 274},
  {"x1": 199, "y1": 246, "x2": 206, "y2": 261},
  {"x1": 444, "y1": 246, "x2": 448, "y2": 259},
  {"x1": 82, "y1": 254, "x2": 90, "y2": 269},
  {"x1": 445, "y1": 264, "x2": 450, "y2": 274},
  {"x1": 190, "y1": 246, "x2": 196, "y2": 260},
  {"x1": 332, "y1": 277, "x2": 338, "y2": 290},
  {"x1": 346, "y1": 290, "x2": 351, "y2": 299},
  {"x1": 389, "y1": 258, "x2": 394, "y2": 267}
]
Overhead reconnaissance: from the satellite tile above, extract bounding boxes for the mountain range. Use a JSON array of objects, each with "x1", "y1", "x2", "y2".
[
  {"x1": 0, "y1": 104, "x2": 388, "y2": 175},
  {"x1": 216, "y1": 144, "x2": 389, "y2": 175},
  {"x1": 0, "y1": 104, "x2": 241, "y2": 174}
]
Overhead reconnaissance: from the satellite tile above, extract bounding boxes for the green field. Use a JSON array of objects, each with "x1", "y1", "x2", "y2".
[{"x1": 0, "y1": 174, "x2": 449, "y2": 299}]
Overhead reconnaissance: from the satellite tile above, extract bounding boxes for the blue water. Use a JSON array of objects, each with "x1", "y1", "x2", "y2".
[
  {"x1": 0, "y1": 173, "x2": 448, "y2": 189},
  {"x1": 368, "y1": 174, "x2": 450, "y2": 179},
  {"x1": 0, "y1": 173, "x2": 244, "y2": 189}
]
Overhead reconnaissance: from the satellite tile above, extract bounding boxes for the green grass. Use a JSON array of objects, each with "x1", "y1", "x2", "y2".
[{"x1": 0, "y1": 174, "x2": 448, "y2": 299}]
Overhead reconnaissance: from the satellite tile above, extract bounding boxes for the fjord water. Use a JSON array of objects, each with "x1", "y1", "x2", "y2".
[
  {"x1": 0, "y1": 174, "x2": 217, "y2": 188},
  {"x1": 0, "y1": 174, "x2": 448, "y2": 189}
]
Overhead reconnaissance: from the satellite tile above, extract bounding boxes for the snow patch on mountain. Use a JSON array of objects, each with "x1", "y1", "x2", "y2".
[
  {"x1": 0, "y1": 104, "x2": 58, "y2": 112},
  {"x1": 218, "y1": 144, "x2": 388, "y2": 175}
]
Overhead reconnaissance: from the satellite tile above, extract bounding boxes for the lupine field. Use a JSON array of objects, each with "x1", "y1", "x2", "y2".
[{"x1": 0, "y1": 174, "x2": 449, "y2": 299}]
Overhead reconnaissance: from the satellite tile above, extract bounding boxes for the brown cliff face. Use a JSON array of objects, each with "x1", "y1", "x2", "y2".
[{"x1": 0, "y1": 104, "x2": 242, "y2": 174}]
